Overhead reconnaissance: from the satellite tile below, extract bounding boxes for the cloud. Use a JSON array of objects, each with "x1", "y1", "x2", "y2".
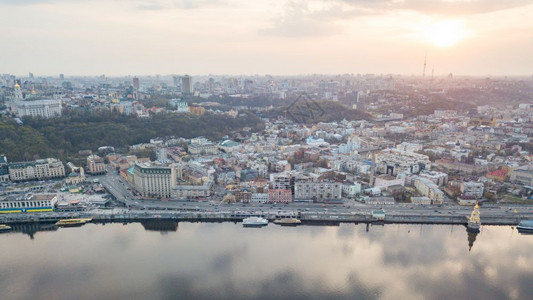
[
  {"x1": 0, "y1": 0, "x2": 221, "y2": 10},
  {"x1": 259, "y1": 1, "x2": 357, "y2": 38},
  {"x1": 261, "y1": 0, "x2": 533, "y2": 38},
  {"x1": 340, "y1": 0, "x2": 533, "y2": 15}
]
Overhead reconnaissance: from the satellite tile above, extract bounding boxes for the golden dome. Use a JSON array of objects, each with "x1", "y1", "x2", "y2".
[{"x1": 14, "y1": 82, "x2": 20, "y2": 88}]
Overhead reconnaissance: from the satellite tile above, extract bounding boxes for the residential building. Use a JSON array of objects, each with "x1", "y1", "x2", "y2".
[
  {"x1": 251, "y1": 193, "x2": 268, "y2": 203},
  {"x1": 172, "y1": 182, "x2": 212, "y2": 200},
  {"x1": 460, "y1": 181, "x2": 484, "y2": 199},
  {"x1": 16, "y1": 99, "x2": 62, "y2": 118},
  {"x1": 8, "y1": 158, "x2": 65, "y2": 182},
  {"x1": 294, "y1": 181, "x2": 342, "y2": 202},
  {"x1": 413, "y1": 177, "x2": 444, "y2": 205},
  {"x1": 374, "y1": 175, "x2": 405, "y2": 188},
  {"x1": 342, "y1": 181, "x2": 361, "y2": 198},
  {"x1": 411, "y1": 196, "x2": 432, "y2": 205},
  {"x1": 375, "y1": 149, "x2": 430, "y2": 175},
  {"x1": 509, "y1": 166, "x2": 533, "y2": 186},
  {"x1": 181, "y1": 75, "x2": 193, "y2": 94},
  {"x1": 268, "y1": 189, "x2": 292, "y2": 203},
  {"x1": 87, "y1": 155, "x2": 106, "y2": 175},
  {"x1": 235, "y1": 190, "x2": 252, "y2": 203},
  {"x1": 419, "y1": 170, "x2": 448, "y2": 186}
]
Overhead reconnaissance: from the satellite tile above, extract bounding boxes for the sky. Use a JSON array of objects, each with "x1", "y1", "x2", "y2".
[{"x1": 1, "y1": 0, "x2": 533, "y2": 76}]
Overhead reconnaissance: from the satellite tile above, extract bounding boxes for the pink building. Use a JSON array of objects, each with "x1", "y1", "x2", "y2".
[{"x1": 268, "y1": 189, "x2": 292, "y2": 203}]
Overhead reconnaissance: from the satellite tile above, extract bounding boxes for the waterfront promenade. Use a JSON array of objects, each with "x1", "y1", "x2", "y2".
[{"x1": 1, "y1": 203, "x2": 531, "y2": 226}]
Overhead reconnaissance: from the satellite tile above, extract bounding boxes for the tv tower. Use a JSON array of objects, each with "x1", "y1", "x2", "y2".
[{"x1": 423, "y1": 52, "x2": 427, "y2": 78}]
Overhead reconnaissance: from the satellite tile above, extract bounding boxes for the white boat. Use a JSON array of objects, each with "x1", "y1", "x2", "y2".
[
  {"x1": 242, "y1": 217, "x2": 268, "y2": 227},
  {"x1": 516, "y1": 220, "x2": 533, "y2": 234}
]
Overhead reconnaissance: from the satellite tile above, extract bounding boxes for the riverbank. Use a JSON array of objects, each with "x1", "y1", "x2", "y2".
[{"x1": 1, "y1": 210, "x2": 530, "y2": 226}]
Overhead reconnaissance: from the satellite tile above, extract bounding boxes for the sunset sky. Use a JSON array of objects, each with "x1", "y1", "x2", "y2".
[{"x1": 1, "y1": 0, "x2": 532, "y2": 76}]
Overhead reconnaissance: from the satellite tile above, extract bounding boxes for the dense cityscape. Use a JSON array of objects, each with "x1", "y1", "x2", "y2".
[
  {"x1": 0, "y1": 73, "x2": 532, "y2": 231},
  {"x1": 3, "y1": 0, "x2": 533, "y2": 298}
]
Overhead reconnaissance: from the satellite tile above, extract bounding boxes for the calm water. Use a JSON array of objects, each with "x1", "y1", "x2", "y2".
[{"x1": 1, "y1": 222, "x2": 532, "y2": 300}]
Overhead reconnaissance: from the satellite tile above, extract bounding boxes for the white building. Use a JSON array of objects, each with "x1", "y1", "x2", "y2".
[
  {"x1": 376, "y1": 149, "x2": 430, "y2": 176},
  {"x1": 419, "y1": 170, "x2": 448, "y2": 186},
  {"x1": 374, "y1": 175, "x2": 405, "y2": 188},
  {"x1": 188, "y1": 138, "x2": 218, "y2": 155},
  {"x1": 413, "y1": 176, "x2": 444, "y2": 205},
  {"x1": 342, "y1": 182, "x2": 361, "y2": 198},
  {"x1": 294, "y1": 181, "x2": 342, "y2": 202},
  {"x1": 169, "y1": 98, "x2": 189, "y2": 113},
  {"x1": 0, "y1": 194, "x2": 57, "y2": 213},
  {"x1": 8, "y1": 158, "x2": 66, "y2": 182},
  {"x1": 411, "y1": 196, "x2": 432, "y2": 205},
  {"x1": 172, "y1": 182, "x2": 212, "y2": 199},
  {"x1": 460, "y1": 182, "x2": 484, "y2": 199},
  {"x1": 133, "y1": 162, "x2": 181, "y2": 198},
  {"x1": 87, "y1": 155, "x2": 106, "y2": 175},
  {"x1": 16, "y1": 99, "x2": 62, "y2": 118},
  {"x1": 251, "y1": 193, "x2": 269, "y2": 203}
]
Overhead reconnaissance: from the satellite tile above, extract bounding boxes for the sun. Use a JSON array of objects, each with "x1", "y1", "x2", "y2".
[{"x1": 422, "y1": 20, "x2": 468, "y2": 48}]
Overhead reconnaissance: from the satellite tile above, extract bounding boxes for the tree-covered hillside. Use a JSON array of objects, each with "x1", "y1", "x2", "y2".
[{"x1": 0, "y1": 109, "x2": 264, "y2": 163}]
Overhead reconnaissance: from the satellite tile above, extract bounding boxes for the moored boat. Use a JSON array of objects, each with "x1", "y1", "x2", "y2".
[
  {"x1": 273, "y1": 218, "x2": 302, "y2": 226},
  {"x1": 0, "y1": 224, "x2": 12, "y2": 232},
  {"x1": 55, "y1": 218, "x2": 93, "y2": 227},
  {"x1": 516, "y1": 220, "x2": 533, "y2": 234},
  {"x1": 242, "y1": 217, "x2": 268, "y2": 227}
]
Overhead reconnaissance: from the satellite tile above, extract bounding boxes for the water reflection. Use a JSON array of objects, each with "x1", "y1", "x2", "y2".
[
  {"x1": 140, "y1": 220, "x2": 179, "y2": 233},
  {"x1": 1, "y1": 223, "x2": 532, "y2": 300},
  {"x1": 7, "y1": 222, "x2": 57, "y2": 239},
  {"x1": 468, "y1": 229, "x2": 478, "y2": 252}
]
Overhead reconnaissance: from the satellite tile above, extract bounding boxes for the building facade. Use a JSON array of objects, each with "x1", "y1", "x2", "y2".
[
  {"x1": 509, "y1": 166, "x2": 533, "y2": 186},
  {"x1": 172, "y1": 182, "x2": 212, "y2": 200},
  {"x1": 133, "y1": 163, "x2": 180, "y2": 198},
  {"x1": 87, "y1": 155, "x2": 106, "y2": 175},
  {"x1": 268, "y1": 189, "x2": 292, "y2": 203},
  {"x1": 0, "y1": 194, "x2": 57, "y2": 213},
  {"x1": 16, "y1": 99, "x2": 62, "y2": 118},
  {"x1": 8, "y1": 158, "x2": 66, "y2": 182},
  {"x1": 460, "y1": 182, "x2": 484, "y2": 199},
  {"x1": 294, "y1": 181, "x2": 342, "y2": 202},
  {"x1": 413, "y1": 177, "x2": 444, "y2": 205}
]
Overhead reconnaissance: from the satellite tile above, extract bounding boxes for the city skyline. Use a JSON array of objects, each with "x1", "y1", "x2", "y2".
[{"x1": 1, "y1": 0, "x2": 533, "y2": 76}]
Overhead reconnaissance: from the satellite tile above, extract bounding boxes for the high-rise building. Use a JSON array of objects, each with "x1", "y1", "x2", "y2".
[
  {"x1": 59, "y1": 74, "x2": 64, "y2": 80},
  {"x1": 173, "y1": 75, "x2": 181, "y2": 88},
  {"x1": 181, "y1": 75, "x2": 193, "y2": 94},
  {"x1": 132, "y1": 76, "x2": 139, "y2": 90}
]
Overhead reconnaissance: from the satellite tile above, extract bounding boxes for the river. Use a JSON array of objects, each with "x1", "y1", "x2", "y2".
[{"x1": 1, "y1": 222, "x2": 532, "y2": 300}]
